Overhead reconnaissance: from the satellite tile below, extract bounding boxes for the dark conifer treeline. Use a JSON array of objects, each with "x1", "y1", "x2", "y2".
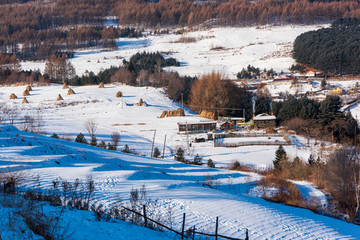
[{"x1": 294, "y1": 18, "x2": 360, "y2": 75}]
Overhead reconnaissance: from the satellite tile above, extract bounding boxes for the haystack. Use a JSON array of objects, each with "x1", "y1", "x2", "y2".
[
  {"x1": 67, "y1": 88, "x2": 75, "y2": 95},
  {"x1": 23, "y1": 89, "x2": 30, "y2": 96},
  {"x1": 62, "y1": 82, "x2": 68, "y2": 89},
  {"x1": 138, "y1": 98, "x2": 143, "y2": 106},
  {"x1": 56, "y1": 94, "x2": 64, "y2": 101},
  {"x1": 26, "y1": 85, "x2": 32, "y2": 91},
  {"x1": 160, "y1": 108, "x2": 185, "y2": 118},
  {"x1": 115, "y1": 91, "x2": 123, "y2": 98},
  {"x1": 22, "y1": 97, "x2": 29, "y2": 104},
  {"x1": 159, "y1": 111, "x2": 167, "y2": 118},
  {"x1": 98, "y1": 82, "x2": 104, "y2": 88},
  {"x1": 9, "y1": 93, "x2": 17, "y2": 99},
  {"x1": 200, "y1": 110, "x2": 217, "y2": 120}
]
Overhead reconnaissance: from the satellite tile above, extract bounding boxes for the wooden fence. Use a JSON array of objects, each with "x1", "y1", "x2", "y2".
[
  {"x1": 214, "y1": 132, "x2": 283, "y2": 139},
  {"x1": 122, "y1": 205, "x2": 249, "y2": 240},
  {"x1": 214, "y1": 140, "x2": 290, "y2": 147}
]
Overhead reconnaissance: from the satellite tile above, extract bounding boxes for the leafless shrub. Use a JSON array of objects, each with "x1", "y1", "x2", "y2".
[
  {"x1": 111, "y1": 131, "x2": 121, "y2": 151},
  {"x1": 84, "y1": 119, "x2": 98, "y2": 138},
  {"x1": 325, "y1": 147, "x2": 360, "y2": 221}
]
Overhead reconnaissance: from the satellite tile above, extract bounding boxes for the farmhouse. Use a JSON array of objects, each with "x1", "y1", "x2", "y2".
[
  {"x1": 178, "y1": 121, "x2": 217, "y2": 132},
  {"x1": 253, "y1": 113, "x2": 276, "y2": 128}
]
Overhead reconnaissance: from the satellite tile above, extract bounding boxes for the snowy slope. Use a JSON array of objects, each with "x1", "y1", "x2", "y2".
[
  {"x1": 0, "y1": 84, "x2": 314, "y2": 169},
  {"x1": 0, "y1": 125, "x2": 359, "y2": 239},
  {"x1": 20, "y1": 25, "x2": 327, "y2": 79}
]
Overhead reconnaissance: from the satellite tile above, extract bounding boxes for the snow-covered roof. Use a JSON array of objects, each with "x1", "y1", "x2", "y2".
[{"x1": 253, "y1": 113, "x2": 276, "y2": 121}]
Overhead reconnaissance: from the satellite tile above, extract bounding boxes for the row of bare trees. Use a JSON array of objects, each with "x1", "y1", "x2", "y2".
[{"x1": 114, "y1": 0, "x2": 360, "y2": 27}]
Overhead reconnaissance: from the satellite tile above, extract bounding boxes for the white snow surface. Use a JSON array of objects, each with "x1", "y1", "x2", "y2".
[
  {"x1": 20, "y1": 25, "x2": 327, "y2": 79},
  {"x1": 0, "y1": 124, "x2": 359, "y2": 239}
]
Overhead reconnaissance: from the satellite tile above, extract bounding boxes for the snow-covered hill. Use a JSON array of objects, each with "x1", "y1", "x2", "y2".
[
  {"x1": 20, "y1": 25, "x2": 328, "y2": 79},
  {"x1": 0, "y1": 124, "x2": 359, "y2": 239}
]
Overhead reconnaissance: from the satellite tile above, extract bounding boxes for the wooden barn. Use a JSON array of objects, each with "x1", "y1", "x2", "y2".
[
  {"x1": 178, "y1": 121, "x2": 217, "y2": 132},
  {"x1": 253, "y1": 113, "x2": 276, "y2": 128}
]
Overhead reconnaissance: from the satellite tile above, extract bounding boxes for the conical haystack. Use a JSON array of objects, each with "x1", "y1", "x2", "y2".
[
  {"x1": 159, "y1": 111, "x2": 168, "y2": 118},
  {"x1": 98, "y1": 82, "x2": 104, "y2": 88},
  {"x1": 9, "y1": 93, "x2": 17, "y2": 99},
  {"x1": 138, "y1": 98, "x2": 143, "y2": 106},
  {"x1": 22, "y1": 97, "x2": 29, "y2": 104},
  {"x1": 62, "y1": 82, "x2": 68, "y2": 89},
  {"x1": 67, "y1": 88, "x2": 75, "y2": 95},
  {"x1": 26, "y1": 85, "x2": 32, "y2": 91},
  {"x1": 115, "y1": 91, "x2": 123, "y2": 98},
  {"x1": 56, "y1": 94, "x2": 63, "y2": 101},
  {"x1": 23, "y1": 89, "x2": 30, "y2": 96}
]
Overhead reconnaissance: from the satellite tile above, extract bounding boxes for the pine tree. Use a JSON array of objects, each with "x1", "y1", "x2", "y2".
[
  {"x1": 51, "y1": 133, "x2": 59, "y2": 139},
  {"x1": 75, "y1": 133, "x2": 87, "y2": 144},
  {"x1": 98, "y1": 141, "x2": 107, "y2": 149},
  {"x1": 274, "y1": 145, "x2": 287, "y2": 171},
  {"x1": 308, "y1": 154, "x2": 315, "y2": 165},
  {"x1": 193, "y1": 154, "x2": 202, "y2": 165},
  {"x1": 121, "y1": 144, "x2": 131, "y2": 153},
  {"x1": 207, "y1": 159, "x2": 215, "y2": 168},
  {"x1": 174, "y1": 147, "x2": 184, "y2": 162},
  {"x1": 153, "y1": 147, "x2": 161, "y2": 158},
  {"x1": 90, "y1": 136, "x2": 97, "y2": 146}
]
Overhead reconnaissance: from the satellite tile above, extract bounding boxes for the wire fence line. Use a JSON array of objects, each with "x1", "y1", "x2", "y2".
[{"x1": 121, "y1": 205, "x2": 249, "y2": 240}]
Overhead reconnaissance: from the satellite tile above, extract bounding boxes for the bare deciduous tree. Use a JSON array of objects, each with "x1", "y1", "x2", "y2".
[
  {"x1": 326, "y1": 147, "x2": 360, "y2": 221},
  {"x1": 111, "y1": 131, "x2": 120, "y2": 151},
  {"x1": 6, "y1": 106, "x2": 19, "y2": 125},
  {"x1": 84, "y1": 119, "x2": 98, "y2": 138}
]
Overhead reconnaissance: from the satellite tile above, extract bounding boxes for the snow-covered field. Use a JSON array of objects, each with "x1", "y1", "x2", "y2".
[
  {"x1": 21, "y1": 25, "x2": 327, "y2": 79},
  {"x1": 1, "y1": 124, "x2": 359, "y2": 239},
  {"x1": 3, "y1": 24, "x2": 360, "y2": 239},
  {"x1": 0, "y1": 84, "x2": 314, "y2": 169},
  {"x1": 0, "y1": 83, "x2": 357, "y2": 239}
]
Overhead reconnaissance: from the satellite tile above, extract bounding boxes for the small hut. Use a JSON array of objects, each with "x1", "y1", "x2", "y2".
[
  {"x1": 62, "y1": 82, "x2": 68, "y2": 89},
  {"x1": 56, "y1": 94, "x2": 64, "y2": 101},
  {"x1": 23, "y1": 89, "x2": 30, "y2": 96},
  {"x1": 9, "y1": 93, "x2": 17, "y2": 99},
  {"x1": 22, "y1": 97, "x2": 29, "y2": 104},
  {"x1": 67, "y1": 88, "x2": 75, "y2": 95},
  {"x1": 115, "y1": 91, "x2": 123, "y2": 98},
  {"x1": 26, "y1": 85, "x2": 32, "y2": 91},
  {"x1": 98, "y1": 82, "x2": 104, "y2": 88}
]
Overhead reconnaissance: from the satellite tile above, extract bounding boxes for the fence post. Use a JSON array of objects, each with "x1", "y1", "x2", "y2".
[
  {"x1": 245, "y1": 228, "x2": 249, "y2": 240},
  {"x1": 143, "y1": 205, "x2": 147, "y2": 228},
  {"x1": 192, "y1": 225, "x2": 195, "y2": 240},
  {"x1": 215, "y1": 216, "x2": 218, "y2": 240},
  {"x1": 181, "y1": 213, "x2": 186, "y2": 239}
]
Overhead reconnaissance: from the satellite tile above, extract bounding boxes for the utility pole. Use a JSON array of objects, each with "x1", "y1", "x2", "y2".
[
  {"x1": 181, "y1": 93, "x2": 184, "y2": 110},
  {"x1": 162, "y1": 134, "x2": 167, "y2": 158},
  {"x1": 150, "y1": 130, "x2": 156, "y2": 157},
  {"x1": 186, "y1": 122, "x2": 190, "y2": 156}
]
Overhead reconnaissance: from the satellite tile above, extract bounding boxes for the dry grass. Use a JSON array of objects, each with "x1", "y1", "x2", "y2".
[
  {"x1": 115, "y1": 91, "x2": 123, "y2": 97},
  {"x1": 67, "y1": 88, "x2": 75, "y2": 95},
  {"x1": 173, "y1": 36, "x2": 196, "y2": 43},
  {"x1": 98, "y1": 82, "x2": 104, "y2": 88},
  {"x1": 23, "y1": 89, "x2": 30, "y2": 96},
  {"x1": 9, "y1": 93, "x2": 17, "y2": 99},
  {"x1": 62, "y1": 83, "x2": 68, "y2": 89},
  {"x1": 56, "y1": 94, "x2": 63, "y2": 101},
  {"x1": 21, "y1": 97, "x2": 29, "y2": 104}
]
